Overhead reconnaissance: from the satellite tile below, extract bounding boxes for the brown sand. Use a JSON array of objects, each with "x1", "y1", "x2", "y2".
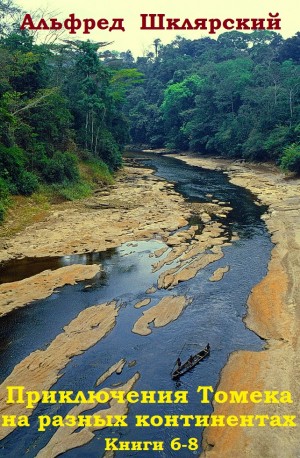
[
  {"x1": 36, "y1": 372, "x2": 140, "y2": 458},
  {"x1": 0, "y1": 301, "x2": 118, "y2": 440},
  {"x1": 157, "y1": 251, "x2": 224, "y2": 289},
  {"x1": 95, "y1": 359, "x2": 126, "y2": 386},
  {"x1": 0, "y1": 166, "x2": 192, "y2": 316},
  {"x1": 0, "y1": 165, "x2": 231, "y2": 314},
  {"x1": 134, "y1": 298, "x2": 151, "y2": 309},
  {"x1": 209, "y1": 266, "x2": 230, "y2": 282},
  {"x1": 170, "y1": 154, "x2": 300, "y2": 457},
  {"x1": 132, "y1": 295, "x2": 189, "y2": 335},
  {"x1": 0, "y1": 156, "x2": 290, "y2": 455},
  {"x1": 0, "y1": 264, "x2": 100, "y2": 317},
  {"x1": 0, "y1": 167, "x2": 190, "y2": 263}
]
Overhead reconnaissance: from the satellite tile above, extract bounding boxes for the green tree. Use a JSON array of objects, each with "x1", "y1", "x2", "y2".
[
  {"x1": 161, "y1": 75, "x2": 203, "y2": 148},
  {"x1": 280, "y1": 144, "x2": 300, "y2": 174}
]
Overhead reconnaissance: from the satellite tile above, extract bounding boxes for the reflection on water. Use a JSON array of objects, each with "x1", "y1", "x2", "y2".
[
  {"x1": 0, "y1": 154, "x2": 272, "y2": 458},
  {"x1": 0, "y1": 249, "x2": 116, "y2": 284}
]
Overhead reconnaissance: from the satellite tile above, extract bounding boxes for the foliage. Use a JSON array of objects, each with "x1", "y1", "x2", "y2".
[
  {"x1": 81, "y1": 158, "x2": 114, "y2": 185},
  {"x1": 0, "y1": 12, "x2": 299, "y2": 225},
  {"x1": 51, "y1": 181, "x2": 92, "y2": 201},
  {"x1": 0, "y1": 176, "x2": 9, "y2": 199},
  {"x1": 61, "y1": 40, "x2": 128, "y2": 168},
  {"x1": 0, "y1": 144, "x2": 38, "y2": 193},
  {"x1": 0, "y1": 176, "x2": 10, "y2": 222},
  {"x1": 110, "y1": 68, "x2": 144, "y2": 102},
  {"x1": 125, "y1": 31, "x2": 300, "y2": 164},
  {"x1": 96, "y1": 129, "x2": 122, "y2": 170},
  {"x1": 38, "y1": 151, "x2": 79, "y2": 184},
  {"x1": 0, "y1": 201, "x2": 6, "y2": 222},
  {"x1": 0, "y1": 10, "x2": 142, "y2": 222},
  {"x1": 48, "y1": 157, "x2": 114, "y2": 201},
  {"x1": 280, "y1": 144, "x2": 300, "y2": 174},
  {"x1": 17, "y1": 170, "x2": 39, "y2": 195}
]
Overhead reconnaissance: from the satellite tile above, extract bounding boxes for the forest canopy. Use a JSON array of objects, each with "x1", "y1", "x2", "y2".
[
  {"x1": 126, "y1": 32, "x2": 300, "y2": 166},
  {"x1": 0, "y1": 0, "x2": 142, "y2": 220},
  {"x1": 0, "y1": 0, "x2": 299, "y2": 222}
]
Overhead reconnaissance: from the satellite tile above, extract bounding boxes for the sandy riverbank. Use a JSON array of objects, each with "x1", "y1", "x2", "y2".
[
  {"x1": 0, "y1": 165, "x2": 191, "y2": 314},
  {"x1": 0, "y1": 162, "x2": 233, "y2": 315},
  {"x1": 0, "y1": 165, "x2": 190, "y2": 263},
  {"x1": 1, "y1": 154, "x2": 298, "y2": 456},
  {"x1": 0, "y1": 301, "x2": 118, "y2": 440},
  {"x1": 169, "y1": 154, "x2": 300, "y2": 458},
  {"x1": 0, "y1": 264, "x2": 101, "y2": 317},
  {"x1": 0, "y1": 157, "x2": 240, "y2": 458}
]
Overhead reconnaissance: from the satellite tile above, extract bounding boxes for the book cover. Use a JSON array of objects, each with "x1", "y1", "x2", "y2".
[{"x1": 0, "y1": 0, "x2": 299, "y2": 457}]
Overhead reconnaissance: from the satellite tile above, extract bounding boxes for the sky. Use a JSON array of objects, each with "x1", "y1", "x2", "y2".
[{"x1": 19, "y1": 0, "x2": 299, "y2": 56}]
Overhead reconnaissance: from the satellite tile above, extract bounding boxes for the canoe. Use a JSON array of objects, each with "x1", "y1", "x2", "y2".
[{"x1": 172, "y1": 347, "x2": 210, "y2": 379}]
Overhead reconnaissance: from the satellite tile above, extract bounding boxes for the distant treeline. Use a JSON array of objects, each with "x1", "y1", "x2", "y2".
[{"x1": 125, "y1": 32, "x2": 300, "y2": 172}]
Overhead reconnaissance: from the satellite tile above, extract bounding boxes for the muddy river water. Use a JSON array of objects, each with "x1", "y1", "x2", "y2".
[{"x1": 0, "y1": 153, "x2": 272, "y2": 457}]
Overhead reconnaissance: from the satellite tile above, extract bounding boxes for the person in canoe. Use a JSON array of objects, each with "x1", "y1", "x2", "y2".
[{"x1": 172, "y1": 345, "x2": 210, "y2": 379}]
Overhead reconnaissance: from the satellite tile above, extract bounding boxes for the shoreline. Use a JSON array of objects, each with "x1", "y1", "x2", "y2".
[
  {"x1": 0, "y1": 165, "x2": 190, "y2": 263},
  {"x1": 0, "y1": 165, "x2": 192, "y2": 314},
  {"x1": 1, "y1": 154, "x2": 299, "y2": 455},
  {"x1": 0, "y1": 161, "x2": 233, "y2": 316},
  {"x1": 0, "y1": 156, "x2": 238, "y2": 455},
  {"x1": 168, "y1": 153, "x2": 300, "y2": 457}
]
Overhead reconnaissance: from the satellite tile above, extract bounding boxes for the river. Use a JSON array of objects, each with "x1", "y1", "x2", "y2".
[{"x1": 0, "y1": 153, "x2": 272, "y2": 457}]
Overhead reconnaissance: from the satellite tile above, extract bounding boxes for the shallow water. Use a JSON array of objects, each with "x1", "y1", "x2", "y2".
[{"x1": 0, "y1": 154, "x2": 272, "y2": 457}]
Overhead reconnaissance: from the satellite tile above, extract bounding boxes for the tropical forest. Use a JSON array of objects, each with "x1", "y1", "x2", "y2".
[
  {"x1": 1, "y1": 1, "x2": 300, "y2": 457},
  {"x1": 0, "y1": 0, "x2": 299, "y2": 222}
]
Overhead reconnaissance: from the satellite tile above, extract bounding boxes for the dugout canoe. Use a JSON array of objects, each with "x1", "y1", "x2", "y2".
[{"x1": 172, "y1": 346, "x2": 210, "y2": 379}]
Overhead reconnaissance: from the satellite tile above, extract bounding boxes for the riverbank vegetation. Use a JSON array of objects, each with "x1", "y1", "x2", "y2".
[
  {"x1": 126, "y1": 32, "x2": 300, "y2": 169},
  {"x1": 0, "y1": 0, "x2": 141, "y2": 221},
  {"x1": 0, "y1": 0, "x2": 299, "y2": 223}
]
